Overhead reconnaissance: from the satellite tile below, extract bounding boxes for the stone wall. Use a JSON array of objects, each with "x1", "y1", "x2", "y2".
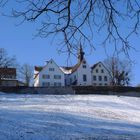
[
  {"x1": 0, "y1": 86, "x2": 140, "y2": 97},
  {"x1": 0, "y1": 86, "x2": 74, "y2": 95},
  {"x1": 72, "y1": 86, "x2": 140, "y2": 97}
]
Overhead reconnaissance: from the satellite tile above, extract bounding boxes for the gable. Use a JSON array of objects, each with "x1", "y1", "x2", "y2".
[
  {"x1": 39, "y1": 59, "x2": 64, "y2": 75},
  {"x1": 72, "y1": 58, "x2": 90, "y2": 73},
  {"x1": 91, "y1": 62, "x2": 109, "y2": 74}
]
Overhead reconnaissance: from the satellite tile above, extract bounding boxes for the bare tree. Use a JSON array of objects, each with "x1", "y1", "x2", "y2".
[
  {"x1": 18, "y1": 64, "x2": 33, "y2": 86},
  {"x1": 8, "y1": 0, "x2": 140, "y2": 55},
  {"x1": 0, "y1": 48, "x2": 17, "y2": 85},
  {"x1": 137, "y1": 84, "x2": 140, "y2": 87},
  {"x1": 0, "y1": 48, "x2": 16, "y2": 67},
  {"x1": 0, "y1": 0, "x2": 7, "y2": 6},
  {"x1": 104, "y1": 57, "x2": 132, "y2": 86}
]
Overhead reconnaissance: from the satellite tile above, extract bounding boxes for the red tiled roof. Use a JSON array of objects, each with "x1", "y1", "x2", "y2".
[
  {"x1": 34, "y1": 66, "x2": 43, "y2": 72},
  {"x1": 0, "y1": 68, "x2": 16, "y2": 76},
  {"x1": 34, "y1": 66, "x2": 43, "y2": 79}
]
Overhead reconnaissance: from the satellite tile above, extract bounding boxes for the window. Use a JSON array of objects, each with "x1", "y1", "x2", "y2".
[
  {"x1": 105, "y1": 83, "x2": 108, "y2": 86},
  {"x1": 83, "y1": 65, "x2": 86, "y2": 68},
  {"x1": 101, "y1": 69, "x2": 104, "y2": 73},
  {"x1": 99, "y1": 76, "x2": 102, "y2": 81},
  {"x1": 54, "y1": 82, "x2": 61, "y2": 86},
  {"x1": 96, "y1": 69, "x2": 98, "y2": 73},
  {"x1": 70, "y1": 78, "x2": 72, "y2": 84},
  {"x1": 42, "y1": 82, "x2": 50, "y2": 87},
  {"x1": 83, "y1": 61, "x2": 86, "y2": 64},
  {"x1": 42, "y1": 75, "x2": 45, "y2": 79},
  {"x1": 42, "y1": 74, "x2": 50, "y2": 79},
  {"x1": 99, "y1": 83, "x2": 102, "y2": 86},
  {"x1": 99, "y1": 64, "x2": 101, "y2": 67},
  {"x1": 49, "y1": 68, "x2": 54, "y2": 71},
  {"x1": 93, "y1": 83, "x2": 97, "y2": 86},
  {"x1": 83, "y1": 74, "x2": 87, "y2": 82},
  {"x1": 54, "y1": 75, "x2": 61, "y2": 79},
  {"x1": 93, "y1": 75, "x2": 96, "y2": 81},
  {"x1": 74, "y1": 75, "x2": 76, "y2": 80},
  {"x1": 104, "y1": 76, "x2": 108, "y2": 81}
]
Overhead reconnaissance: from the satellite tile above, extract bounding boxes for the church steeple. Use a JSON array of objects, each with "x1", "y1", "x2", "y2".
[{"x1": 78, "y1": 43, "x2": 85, "y2": 62}]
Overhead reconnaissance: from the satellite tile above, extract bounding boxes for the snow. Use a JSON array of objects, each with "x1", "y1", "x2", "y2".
[
  {"x1": 60, "y1": 67, "x2": 72, "y2": 74},
  {"x1": 0, "y1": 92, "x2": 140, "y2": 140}
]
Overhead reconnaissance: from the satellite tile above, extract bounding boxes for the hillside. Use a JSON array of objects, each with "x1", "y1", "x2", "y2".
[{"x1": 0, "y1": 93, "x2": 140, "y2": 140}]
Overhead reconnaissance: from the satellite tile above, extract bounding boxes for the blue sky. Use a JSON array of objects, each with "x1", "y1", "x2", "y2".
[{"x1": 0, "y1": 5, "x2": 140, "y2": 86}]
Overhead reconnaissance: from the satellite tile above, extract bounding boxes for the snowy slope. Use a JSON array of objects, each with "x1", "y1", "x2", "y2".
[{"x1": 0, "y1": 93, "x2": 140, "y2": 140}]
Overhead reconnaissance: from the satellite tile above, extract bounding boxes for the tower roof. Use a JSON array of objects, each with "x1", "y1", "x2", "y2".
[{"x1": 78, "y1": 43, "x2": 85, "y2": 62}]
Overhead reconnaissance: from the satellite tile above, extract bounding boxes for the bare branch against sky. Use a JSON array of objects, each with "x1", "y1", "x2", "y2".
[
  {"x1": 10, "y1": 0, "x2": 140, "y2": 54},
  {"x1": 1, "y1": 0, "x2": 140, "y2": 56},
  {"x1": 0, "y1": 48, "x2": 16, "y2": 68}
]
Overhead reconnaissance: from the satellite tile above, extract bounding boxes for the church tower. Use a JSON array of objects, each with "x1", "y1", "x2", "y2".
[{"x1": 78, "y1": 43, "x2": 85, "y2": 62}]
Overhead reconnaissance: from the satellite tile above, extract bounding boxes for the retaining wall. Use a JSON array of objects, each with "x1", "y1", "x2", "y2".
[
  {"x1": 0, "y1": 86, "x2": 74, "y2": 95},
  {"x1": 0, "y1": 86, "x2": 140, "y2": 97}
]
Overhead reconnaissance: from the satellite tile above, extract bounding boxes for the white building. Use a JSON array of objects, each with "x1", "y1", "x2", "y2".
[
  {"x1": 34, "y1": 46, "x2": 111, "y2": 87},
  {"x1": 60, "y1": 46, "x2": 91, "y2": 86},
  {"x1": 91, "y1": 62, "x2": 111, "y2": 86},
  {"x1": 34, "y1": 59, "x2": 65, "y2": 87}
]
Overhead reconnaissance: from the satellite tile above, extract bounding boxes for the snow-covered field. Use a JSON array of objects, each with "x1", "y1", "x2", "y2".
[{"x1": 0, "y1": 93, "x2": 140, "y2": 140}]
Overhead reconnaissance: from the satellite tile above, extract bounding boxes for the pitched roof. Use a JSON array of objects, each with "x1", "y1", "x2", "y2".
[
  {"x1": 61, "y1": 66, "x2": 73, "y2": 70},
  {"x1": 91, "y1": 62, "x2": 102, "y2": 69},
  {"x1": 61, "y1": 60, "x2": 84, "y2": 74},
  {"x1": 91, "y1": 62, "x2": 109, "y2": 73},
  {"x1": 34, "y1": 59, "x2": 65, "y2": 78},
  {"x1": 71, "y1": 61, "x2": 82, "y2": 73},
  {"x1": 0, "y1": 68, "x2": 16, "y2": 76},
  {"x1": 60, "y1": 66, "x2": 73, "y2": 74},
  {"x1": 34, "y1": 66, "x2": 43, "y2": 72},
  {"x1": 61, "y1": 45, "x2": 85, "y2": 74}
]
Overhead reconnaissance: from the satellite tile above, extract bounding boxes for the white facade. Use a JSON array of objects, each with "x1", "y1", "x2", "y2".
[
  {"x1": 34, "y1": 59, "x2": 65, "y2": 87},
  {"x1": 66, "y1": 59, "x2": 91, "y2": 86},
  {"x1": 91, "y1": 62, "x2": 111, "y2": 86},
  {"x1": 34, "y1": 47, "x2": 111, "y2": 87}
]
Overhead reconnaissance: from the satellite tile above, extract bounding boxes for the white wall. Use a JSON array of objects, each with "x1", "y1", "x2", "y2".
[
  {"x1": 91, "y1": 63, "x2": 111, "y2": 86},
  {"x1": 77, "y1": 60, "x2": 92, "y2": 86},
  {"x1": 34, "y1": 75, "x2": 39, "y2": 87},
  {"x1": 65, "y1": 60, "x2": 92, "y2": 86},
  {"x1": 34, "y1": 59, "x2": 111, "y2": 87},
  {"x1": 34, "y1": 59, "x2": 65, "y2": 87},
  {"x1": 68, "y1": 71, "x2": 78, "y2": 85}
]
